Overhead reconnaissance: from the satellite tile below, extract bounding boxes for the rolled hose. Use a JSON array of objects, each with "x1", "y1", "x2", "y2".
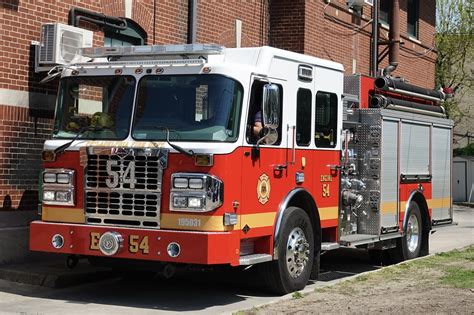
[
  {"x1": 375, "y1": 77, "x2": 445, "y2": 101},
  {"x1": 370, "y1": 94, "x2": 445, "y2": 114}
]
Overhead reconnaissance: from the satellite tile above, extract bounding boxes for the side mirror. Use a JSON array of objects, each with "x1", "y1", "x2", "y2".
[{"x1": 262, "y1": 83, "x2": 280, "y2": 130}]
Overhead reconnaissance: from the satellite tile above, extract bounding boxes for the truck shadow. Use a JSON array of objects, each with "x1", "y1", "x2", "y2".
[{"x1": 0, "y1": 248, "x2": 382, "y2": 312}]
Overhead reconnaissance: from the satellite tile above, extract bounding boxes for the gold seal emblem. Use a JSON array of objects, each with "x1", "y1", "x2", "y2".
[{"x1": 257, "y1": 173, "x2": 271, "y2": 204}]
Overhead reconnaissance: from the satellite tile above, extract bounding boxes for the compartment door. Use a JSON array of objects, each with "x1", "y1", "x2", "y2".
[
  {"x1": 380, "y1": 119, "x2": 399, "y2": 229},
  {"x1": 431, "y1": 126, "x2": 452, "y2": 222}
]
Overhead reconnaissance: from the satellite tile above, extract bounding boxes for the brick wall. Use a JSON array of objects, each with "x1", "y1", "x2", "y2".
[
  {"x1": 269, "y1": 0, "x2": 305, "y2": 53},
  {"x1": 271, "y1": 0, "x2": 437, "y2": 89},
  {"x1": 0, "y1": 106, "x2": 52, "y2": 210},
  {"x1": 197, "y1": 0, "x2": 269, "y2": 47},
  {"x1": 0, "y1": 0, "x2": 437, "y2": 211}
]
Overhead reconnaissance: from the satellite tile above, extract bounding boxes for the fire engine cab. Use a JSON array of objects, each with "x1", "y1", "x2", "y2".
[{"x1": 30, "y1": 44, "x2": 453, "y2": 294}]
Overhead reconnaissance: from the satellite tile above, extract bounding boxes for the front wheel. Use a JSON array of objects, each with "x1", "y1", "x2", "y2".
[{"x1": 260, "y1": 207, "x2": 314, "y2": 295}]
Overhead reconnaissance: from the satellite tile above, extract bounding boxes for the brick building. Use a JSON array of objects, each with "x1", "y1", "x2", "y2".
[{"x1": 0, "y1": 0, "x2": 436, "y2": 262}]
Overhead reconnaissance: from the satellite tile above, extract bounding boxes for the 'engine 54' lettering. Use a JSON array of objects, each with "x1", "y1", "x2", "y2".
[{"x1": 89, "y1": 232, "x2": 149, "y2": 254}]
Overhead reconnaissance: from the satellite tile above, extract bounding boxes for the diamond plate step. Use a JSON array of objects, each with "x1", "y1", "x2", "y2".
[
  {"x1": 321, "y1": 242, "x2": 340, "y2": 251},
  {"x1": 239, "y1": 254, "x2": 272, "y2": 265}
]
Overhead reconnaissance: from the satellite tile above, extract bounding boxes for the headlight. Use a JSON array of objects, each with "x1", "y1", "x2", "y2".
[
  {"x1": 57, "y1": 173, "x2": 71, "y2": 184},
  {"x1": 43, "y1": 191, "x2": 56, "y2": 201},
  {"x1": 170, "y1": 173, "x2": 223, "y2": 212},
  {"x1": 43, "y1": 173, "x2": 57, "y2": 183},
  {"x1": 173, "y1": 177, "x2": 189, "y2": 189},
  {"x1": 42, "y1": 169, "x2": 74, "y2": 185},
  {"x1": 188, "y1": 196, "x2": 204, "y2": 208},
  {"x1": 42, "y1": 189, "x2": 74, "y2": 205},
  {"x1": 42, "y1": 169, "x2": 75, "y2": 206},
  {"x1": 189, "y1": 178, "x2": 204, "y2": 189}
]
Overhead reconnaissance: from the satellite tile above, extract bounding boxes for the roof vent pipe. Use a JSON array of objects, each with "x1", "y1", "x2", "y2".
[{"x1": 383, "y1": 0, "x2": 400, "y2": 76}]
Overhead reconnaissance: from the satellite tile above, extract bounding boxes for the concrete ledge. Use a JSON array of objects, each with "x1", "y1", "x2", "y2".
[
  {"x1": 0, "y1": 258, "x2": 115, "y2": 288},
  {"x1": 454, "y1": 202, "x2": 474, "y2": 208}
]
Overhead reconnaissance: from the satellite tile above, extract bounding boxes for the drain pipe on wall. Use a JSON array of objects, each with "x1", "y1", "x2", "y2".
[
  {"x1": 370, "y1": 0, "x2": 379, "y2": 77},
  {"x1": 188, "y1": 0, "x2": 197, "y2": 44},
  {"x1": 383, "y1": 0, "x2": 400, "y2": 76}
]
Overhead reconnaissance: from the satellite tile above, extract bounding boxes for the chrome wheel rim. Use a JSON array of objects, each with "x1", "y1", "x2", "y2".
[
  {"x1": 406, "y1": 214, "x2": 420, "y2": 253},
  {"x1": 286, "y1": 227, "x2": 310, "y2": 278}
]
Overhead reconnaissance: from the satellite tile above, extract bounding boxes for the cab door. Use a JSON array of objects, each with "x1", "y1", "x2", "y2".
[{"x1": 239, "y1": 76, "x2": 288, "y2": 252}]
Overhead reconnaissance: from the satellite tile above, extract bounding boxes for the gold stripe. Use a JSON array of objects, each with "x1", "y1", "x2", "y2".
[
  {"x1": 428, "y1": 197, "x2": 452, "y2": 209},
  {"x1": 381, "y1": 202, "x2": 398, "y2": 214},
  {"x1": 161, "y1": 207, "x2": 340, "y2": 232},
  {"x1": 319, "y1": 206, "x2": 338, "y2": 220},
  {"x1": 240, "y1": 212, "x2": 276, "y2": 228},
  {"x1": 41, "y1": 206, "x2": 340, "y2": 232},
  {"x1": 42, "y1": 207, "x2": 85, "y2": 224},
  {"x1": 160, "y1": 213, "x2": 232, "y2": 231},
  {"x1": 389, "y1": 198, "x2": 451, "y2": 214}
]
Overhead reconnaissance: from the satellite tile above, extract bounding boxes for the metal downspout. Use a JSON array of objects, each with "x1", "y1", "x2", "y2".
[
  {"x1": 188, "y1": 0, "x2": 197, "y2": 44},
  {"x1": 383, "y1": 0, "x2": 400, "y2": 76},
  {"x1": 371, "y1": 0, "x2": 379, "y2": 77}
]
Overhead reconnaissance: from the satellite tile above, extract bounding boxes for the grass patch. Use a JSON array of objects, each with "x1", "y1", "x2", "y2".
[
  {"x1": 320, "y1": 246, "x2": 474, "y2": 294},
  {"x1": 355, "y1": 274, "x2": 369, "y2": 282},
  {"x1": 292, "y1": 291, "x2": 303, "y2": 299},
  {"x1": 441, "y1": 267, "x2": 474, "y2": 289}
]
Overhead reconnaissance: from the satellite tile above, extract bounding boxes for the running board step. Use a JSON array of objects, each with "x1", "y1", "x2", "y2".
[
  {"x1": 239, "y1": 254, "x2": 273, "y2": 265},
  {"x1": 321, "y1": 242, "x2": 340, "y2": 251}
]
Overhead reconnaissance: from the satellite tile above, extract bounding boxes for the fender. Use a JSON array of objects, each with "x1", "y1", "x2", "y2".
[
  {"x1": 402, "y1": 189, "x2": 429, "y2": 230},
  {"x1": 273, "y1": 188, "x2": 320, "y2": 259}
]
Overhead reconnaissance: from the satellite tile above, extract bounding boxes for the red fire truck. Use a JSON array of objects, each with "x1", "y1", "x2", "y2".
[{"x1": 30, "y1": 44, "x2": 453, "y2": 294}]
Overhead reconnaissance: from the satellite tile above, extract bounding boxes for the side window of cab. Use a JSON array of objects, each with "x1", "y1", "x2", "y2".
[
  {"x1": 246, "y1": 80, "x2": 283, "y2": 145},
  {"x1": 315, "y1": 91, "x2": 338, "y2": 148}
]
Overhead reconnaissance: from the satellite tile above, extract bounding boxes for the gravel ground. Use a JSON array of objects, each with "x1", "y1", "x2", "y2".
[{"x1": 248, "y1": 247, "x2": 474, "y2": 314}]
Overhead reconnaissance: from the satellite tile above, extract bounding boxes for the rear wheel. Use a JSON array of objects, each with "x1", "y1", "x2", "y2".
[
  {"x1": 261, "y1": 207, "x2": 314, "y2": 294},
  {"x1": 390, "y1": 201, "x2": 423, "y2": 262}
]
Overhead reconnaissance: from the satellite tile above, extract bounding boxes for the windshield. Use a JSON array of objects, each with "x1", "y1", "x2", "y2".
[
  {"x1": 53, "y1": 76, "x2": 136, "y2": 139},
  {"x1": 132, "y1": 74, "x2": 243, "y2": 142}
]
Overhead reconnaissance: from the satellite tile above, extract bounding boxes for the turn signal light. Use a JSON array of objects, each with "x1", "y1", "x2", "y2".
[
  {"x1": 194, "y1": 154, "x2": 213, "y2": 166},
  {"x1": 42, "y1": 150, "x2": 56, "y2": 162}
]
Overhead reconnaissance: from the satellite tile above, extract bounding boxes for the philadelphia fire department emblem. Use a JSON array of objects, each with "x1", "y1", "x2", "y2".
[{"x1": 257, "y1": 173, "x2": 271, "y2": 204}]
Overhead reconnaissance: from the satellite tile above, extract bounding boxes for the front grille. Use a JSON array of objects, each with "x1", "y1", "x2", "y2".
[{"x1": 84, "y1": 147, "x2": 168, "y2": 229}]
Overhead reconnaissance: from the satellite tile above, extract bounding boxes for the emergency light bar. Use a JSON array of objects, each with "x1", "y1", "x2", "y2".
[{"x1": 81, "y1": 44, "x2": 225, "y2": 58}]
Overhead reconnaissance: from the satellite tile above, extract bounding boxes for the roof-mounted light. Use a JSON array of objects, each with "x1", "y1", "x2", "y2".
[{"x1": 81, "y1": 44, "x2": 225, "y2": 59}]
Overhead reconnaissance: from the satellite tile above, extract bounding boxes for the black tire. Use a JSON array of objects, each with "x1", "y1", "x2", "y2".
[
  {"x1": 261, "y1": 207, "x2": 314, "y2": 295},
  {"x1": 310, "y1": 250, "x2": 321, "y2": 281},
  {"x1": 389, "y1": 201, "x2": 423, "y2": 262}
]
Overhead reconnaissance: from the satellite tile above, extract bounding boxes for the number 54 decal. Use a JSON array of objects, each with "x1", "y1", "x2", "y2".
[
  {"x1": 106, "y1": 160, "x2": 137, "y2": 189},
  {"x1": 90, "y1": 232, "x2": 149, "y2": 254},
  {"x1": 322, "y1": 184, "x2": 330, "y2": 197}
]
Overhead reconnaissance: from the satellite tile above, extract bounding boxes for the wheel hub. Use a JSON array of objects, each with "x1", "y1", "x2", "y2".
[
  {"x1": 286, "y1": 227, "x2": 310, "y2": 278},
  {"x1": 406, "y1": 214, "x2": 420, "y2": 253}
]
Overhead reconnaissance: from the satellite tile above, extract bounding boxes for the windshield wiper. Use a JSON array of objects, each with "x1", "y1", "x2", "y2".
[
  {"x1": 154, "y1": 126, "x2": 194, "y2": 157},
  {"x1": 54, "y1": 126, "x2": 108, "y2": 155}
]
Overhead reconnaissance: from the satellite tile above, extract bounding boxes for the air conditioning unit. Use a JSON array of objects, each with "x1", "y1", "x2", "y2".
[
  {"x1": 347, "y1": 0, "x2": 373, "y2": 8},
  {"x1": 35, "y1": 23, "x2": 93, "y2": 71}
]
